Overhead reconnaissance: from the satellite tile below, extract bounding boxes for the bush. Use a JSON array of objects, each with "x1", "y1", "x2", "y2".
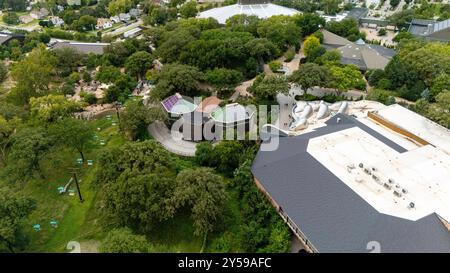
[
  {"x1": 3, "y1": 12, "x2": 20, "y2": 25},
  {"x1": 68, "y1": 72, "x2": 81, "y2": 84},
  {"x1": 60, "y1": 83, "x2": 76, "y2": 96},
  {"x1": 82, "y1": 71, "x2": 92, "y2": 83},
  {"x1": 367, "y1": 89, "x2": 395, "y2": 105},
  {"x1": 83, "y1": 92, "x2": 97, "y2": 105},
  {"x1": 284, "y1": 48, "x2": 296, "y2": 62},
  {"x1": 378, "y1": 28, "x2": 387, "y2": 36},
  {"x1": 268, "y1": 60, "x2": 281, "y2": 73},
  {"x1": 0, "y1": 62, "x2": 7, "y2": 83}
]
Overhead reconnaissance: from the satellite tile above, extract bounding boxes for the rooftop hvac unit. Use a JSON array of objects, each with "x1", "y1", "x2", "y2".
[
  {"x1": 383, "y1": 183, "x2": 392, "y2": 190},
  {"x1": 393, "y1": 190, "x2": 402, "y2": 197},
  {"x1": 372, "y1": 174, "x2": 380, "y2": 182},
  {"x1": 402, "y1": 188, "x2": 408, "y2": 194},
  {"x1": 364, "y1": 168, "x2": 372, "y2": 175}
]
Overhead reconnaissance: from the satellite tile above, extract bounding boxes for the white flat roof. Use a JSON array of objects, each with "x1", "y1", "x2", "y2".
[
  {"x1": 198, "y1": 4, "x2": 300, "y2": 24},
  {"x1": 375, "y1": 104, "x2": 450, "y2": 155},
  {"x1": 306, "y1": 120, "x2": 450, "y2": 223}
]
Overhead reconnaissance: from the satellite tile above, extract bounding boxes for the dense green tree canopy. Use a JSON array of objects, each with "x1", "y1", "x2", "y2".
[
  {"x1": 100, "y1": 228, "x2": 152, "y2": 253},
  {"x1": 125, "y1": 51, "x2": 155, "y2": 80},
  {"x1": 289, "y1": 63, "x2": 331, "y2": 93},
  {"x1": 49, "y1": 118, "x2": 94, "y2": 161},
  {"x1": 172, "y1": 168, "x2": 227, "y2": 236},
  {"x1": 253, "y1": 75, "x2": 290, "y2": 100},
  {"x1": 151, "y1": 63, "x2": 204, "y2": 99},
  {"x1": 29, "y1": 95, "x2": 84, "y2": 124},
  {"x1": 0, "y1": 194, "x2": 36, "y2": 253},
  {"x1": 10, "y1": 45, "x2": 56, "y2": 105},
  {"x1": 120, "y1": 99, "x2": 167, "y2": 140}
]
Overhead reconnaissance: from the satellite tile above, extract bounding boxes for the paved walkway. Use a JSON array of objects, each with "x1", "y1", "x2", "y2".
[{"x1": 148, "y1": 121, "x2": 198, "y2": 157}]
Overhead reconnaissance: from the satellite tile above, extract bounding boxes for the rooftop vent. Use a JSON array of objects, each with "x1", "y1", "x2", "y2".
[
  {"x1": 402, "y1": 188, "x2": 408, "y2": 194},
  {"x1": 364, "y1": 168, "x2": 372, "y2": 175},
  {"x1": 371, "y1": 167, "x2": 377, "y2": 172},
  {"x1": 408, "y1": 202, "x2": 415, "y2": 209},
  {"x1": 358, "y1": 163, "x2": 364, "y2": 168},
  {"x1": 393, "y1": 190, "x2": 402, "y2": 197},
  {"x1": 388, "y1": 178, "x2": 395, "y2": 184}
]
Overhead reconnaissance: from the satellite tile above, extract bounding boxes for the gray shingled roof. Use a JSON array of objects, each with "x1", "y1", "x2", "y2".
[
  {"x1": 252, "y1": 114, "x2": 450, "y2": 253},
  {"x1": 0, "y1": 33, "x2": 13, "y2": 45},
  {"x1": 51, "y1": 42, "x2": 110, "y2": 55}
]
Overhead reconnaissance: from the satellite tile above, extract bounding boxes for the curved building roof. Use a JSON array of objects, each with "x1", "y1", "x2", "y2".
[{"x1": 198, "y1": 3, "x2": 300, "y2": 24}]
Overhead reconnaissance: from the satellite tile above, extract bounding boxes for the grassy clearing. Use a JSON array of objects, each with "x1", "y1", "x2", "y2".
[{"x1": 2, "y1": 116, "x2": 124, "y2": 252}]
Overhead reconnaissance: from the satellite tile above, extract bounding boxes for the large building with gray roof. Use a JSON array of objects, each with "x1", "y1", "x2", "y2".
[
  {"x1": 252, "y1": 104, "x2": 450, "y2": 253},
  {"x1": 321, "y1": 29, "x2": 396, "y2": 71},
  {"x1": 408, "y1": 18, "x2": 450, "y2": 42}
]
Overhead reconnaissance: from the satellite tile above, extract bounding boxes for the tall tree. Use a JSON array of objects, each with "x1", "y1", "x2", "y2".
[
  {"x1": 173, "y1": 168, "x2": 227, "y2": 237},
  {"x1": 289, "y1": 63, "x2": 331, "y2": 94},
  {"x1": 120, "y1": 99, "x2": 167, "y2": 140},
  {"x1": 253, "y1": 75, "x2": 290, "y2": 100},
  {"x1": 29, "y1": 95, "x2": 84, "y2": 124},
  {"x1": 0, "y1": 194, "x2": 36, "y2": 253},
  {"x1": 49, "y1": 118, "x2": 94, "y2": 161},
  {"x1": 10, "y1": 45, "x2": 56, "y2": 105},
  {"x1": 151, "y1": 64, "x2": 203, "y2": 99},
  {"x1": 5, "y1": 127, "x2": 52, "y2": 181},
  {"x1": 125, "y1": 51, "x2": 155, "y2": 80}
]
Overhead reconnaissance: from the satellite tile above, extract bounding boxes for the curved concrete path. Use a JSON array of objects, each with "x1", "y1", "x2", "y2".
[{"x1": 148, "y1": 121, "x2": 198, "y2": 157}]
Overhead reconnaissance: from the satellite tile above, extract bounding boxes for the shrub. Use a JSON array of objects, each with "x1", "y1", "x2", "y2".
[
  {"x1": 284, "y1": 48, "x2": 296, "y2": 62},
  {"x1": 83, "y1": 92, "x2": 97, "y2": 105},
  {"x1": 268, "y1": 60, "x2": 281, "y2": 73}
]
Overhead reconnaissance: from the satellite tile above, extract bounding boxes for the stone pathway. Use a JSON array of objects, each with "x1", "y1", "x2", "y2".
[{"x1": 148, "y1": 121, "x2": 198, "y2": 157}]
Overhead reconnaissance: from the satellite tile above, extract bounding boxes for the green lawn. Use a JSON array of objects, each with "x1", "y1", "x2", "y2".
[{"x1": 5, "y1": 116, "x2": 124, "y2": 252}]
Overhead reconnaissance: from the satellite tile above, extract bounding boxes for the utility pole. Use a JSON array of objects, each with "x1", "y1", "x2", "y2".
[
  {"x1": 115, "y1": 102, "x2": 122, "y2": 130},
  {"x1": 68, "y1": 168, "x2": 83, "y2": 203},
  {"x1": 73, "y1": 172, "x2": 83, "y2": 203}
]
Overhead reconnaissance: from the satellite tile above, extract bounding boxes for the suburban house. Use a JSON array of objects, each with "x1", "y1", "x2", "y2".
[
  {"x1": 198, "y1": 0, "x2": 299, "y2": 24},
  {"x1": 119, "y1": 13, "x2": 131, "y2": 22},
  {"x1": 30, "y1": 8, "x2": 49, "y2": 20},
  {"x1": 50, "y1": 41, "x2": 110, "y2": 55},
  {"x1": 321, "y1": 29, "x2": 396, "y2": 71},
  {"x1": 96, "y1": 18, "x2": 113, "y2": 30},
  {"x1": 408, "y1": 18, "x2": 450, "y2": 42},
  {"x1": 252, "y1": 102, "x2": 450, "y2": 252},
  {"x1": 49, "y1": 16, "x2": 64, "y2": 27},
  {"x1": 129, "y1": 8, "x2": 141, "y2": 18}
]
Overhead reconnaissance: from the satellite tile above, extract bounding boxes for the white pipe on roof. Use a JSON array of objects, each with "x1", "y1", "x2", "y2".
[
  {"x1": 317, "y1": 103, "x2": 330, "y2": 119},
  {"x1": 289, "y1": 117, "x2": 308, "y2": 131},
  {"x1": 338, "y1": 101, "x2": 348, "y2": 114}
]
